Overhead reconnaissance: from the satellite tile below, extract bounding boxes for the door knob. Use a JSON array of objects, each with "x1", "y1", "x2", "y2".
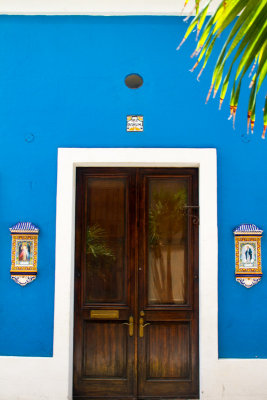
[{"x1": 122, "y1": 315, "x2": 134, "y2": 337}]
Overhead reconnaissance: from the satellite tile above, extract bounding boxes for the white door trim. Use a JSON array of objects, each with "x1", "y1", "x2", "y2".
[{"x1": 54, "y1": 147, "x2": 218, "y2": 399}]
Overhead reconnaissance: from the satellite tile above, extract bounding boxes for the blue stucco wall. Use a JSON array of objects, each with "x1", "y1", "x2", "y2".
[{"x1": 0, "y1": 16, "x2": 266, "y2": 358}]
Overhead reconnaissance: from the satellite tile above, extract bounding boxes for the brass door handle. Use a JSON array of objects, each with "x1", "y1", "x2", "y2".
[
  {"x1": 139, "y1": 317, "x2": 151, "y2": 338},
  {"x1": 122, "y1": 315, "x2": 134, "y2": 337}
]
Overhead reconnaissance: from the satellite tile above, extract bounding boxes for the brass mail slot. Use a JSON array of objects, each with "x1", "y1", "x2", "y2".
[{"x1": 90, "y1": 310, "x2": 119, "y2": 319}]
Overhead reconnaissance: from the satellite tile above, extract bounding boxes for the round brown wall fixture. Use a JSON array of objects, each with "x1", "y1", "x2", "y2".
[{"x1": 125, "y1": 74, "x2": 143, "y2": 89}]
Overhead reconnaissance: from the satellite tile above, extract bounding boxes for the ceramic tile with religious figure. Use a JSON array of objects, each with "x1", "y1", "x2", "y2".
[
  {"x1": 10, "y1": 222, "x2": 39, "y2": 286},
  {"x1": 233, "y1": 224, "x2": 263, "y2": 288}
]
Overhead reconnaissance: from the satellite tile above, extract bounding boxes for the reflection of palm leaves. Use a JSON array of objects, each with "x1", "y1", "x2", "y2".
[
  {"x1": 86, "y1": 224, "x2": 115, "y2": 260},
  {"x1": 149, "y1": 188, "x2": 187, "y2": 246},
  {"x1": 149, "y1": 188, "x2": 187, "y2": 303}
]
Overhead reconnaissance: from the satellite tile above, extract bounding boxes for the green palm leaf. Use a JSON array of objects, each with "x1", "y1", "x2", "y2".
[
  {"x1": 86, "y1": 224, "x2": 115, "y2": 259},
  {"x1": 178, "y1": 0, "x2": 267, "y2": 138}
]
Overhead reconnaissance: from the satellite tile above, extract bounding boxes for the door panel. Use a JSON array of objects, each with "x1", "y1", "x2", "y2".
[
  {"x1": 83, "y1": 321, "x2": 127, "y2": 378},
  {"x1": 73, "y1": 167, "x2": 199, "y2": 399},
  {"x1": 138, "y1": 169, "x2": 199, "y2": 398},
  {"x1": 73, "y1": 168, "x2": 136, "y2": 398},
  {"x1": 146, "y1": 322, "x2": 191, "y2": 379}
]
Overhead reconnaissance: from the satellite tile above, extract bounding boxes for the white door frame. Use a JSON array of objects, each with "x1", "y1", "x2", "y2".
[{"x1": 54, "y1": 147, "x2": 218, "y2": 399}]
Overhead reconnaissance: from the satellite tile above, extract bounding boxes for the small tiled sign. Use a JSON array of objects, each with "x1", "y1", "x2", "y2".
[
  {"x1": 127, "y1": 115, "x2": 143, "y2": 132},
  {"x1": 233, "y1": 224, "x2": 263, "y2": 288},
  {"x1": 10, "y1": 222, "x2": 39, "y2": 286}
]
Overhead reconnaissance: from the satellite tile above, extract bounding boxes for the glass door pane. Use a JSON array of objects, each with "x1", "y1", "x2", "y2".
[
  {"x1": 85, "y1": 178, "x2": 127, "y2": 303},
  {"x1": 148, "y1": 178, "x2": 188, "y2": 305}
]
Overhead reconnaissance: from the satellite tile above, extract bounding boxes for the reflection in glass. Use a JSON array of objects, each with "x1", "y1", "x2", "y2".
[
  {"x1": 148, "y1": 179, "x2": 188, "y2": 304},
  {"x1": 85, "y1": 178, "x2": 126, "y2": 303}
]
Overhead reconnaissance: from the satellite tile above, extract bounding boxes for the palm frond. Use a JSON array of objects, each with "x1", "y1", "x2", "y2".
[
  {"x1": 149, "y1": 189, "x2": 187, "y2": 246},
  {"x1": 86, "y1": 224, "x2": 115, "y2": 259},
  {"x1": 178, "y1": 0, "x2": 267, "y2": 137}
]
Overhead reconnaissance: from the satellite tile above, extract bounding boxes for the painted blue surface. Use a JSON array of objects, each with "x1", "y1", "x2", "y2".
[{"x1": 0, "y1": 16, "x2": 266, "y2": 358}]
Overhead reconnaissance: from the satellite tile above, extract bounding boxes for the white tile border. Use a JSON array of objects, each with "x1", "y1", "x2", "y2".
[
  {"x1": 0, "y1": 0, "x2": 221, "y2": 15},
  {"x1": 0, "y1": 148, "x2": 267, "y2": 400}
]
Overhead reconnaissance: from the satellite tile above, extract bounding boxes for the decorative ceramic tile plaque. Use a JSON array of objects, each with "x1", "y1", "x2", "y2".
[
  {"x1": 127, "y1": 115, "x2": 143, "y2": 132},
  {"x1": 233, "y1": 224, "x2": 263, "y2": 288},
  {"x1": 10, "y1": 222, "x2": 39, "y2": 286}
]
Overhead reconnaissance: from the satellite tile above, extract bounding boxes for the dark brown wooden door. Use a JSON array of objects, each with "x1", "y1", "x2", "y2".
[{"x1": 73, "y1": 168, "x2": 199, "y2": 400}]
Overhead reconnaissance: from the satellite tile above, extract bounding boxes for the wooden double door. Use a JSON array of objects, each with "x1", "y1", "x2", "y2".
[{"x1": 73, "y1": 168, "x2": 199, "y2": 399}]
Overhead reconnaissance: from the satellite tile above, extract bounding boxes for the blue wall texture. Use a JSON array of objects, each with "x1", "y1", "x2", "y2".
[{"x1": 0, "y1": 16, "x2": 266, "y2": 358}]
